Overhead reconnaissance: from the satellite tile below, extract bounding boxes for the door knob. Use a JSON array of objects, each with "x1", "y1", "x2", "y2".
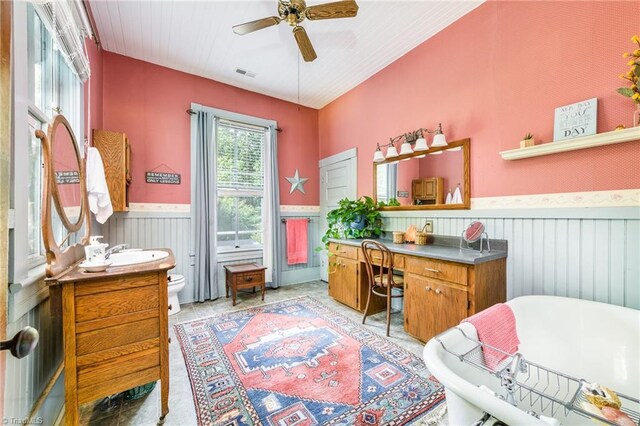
[{"x1": 1, "y1": 327, "x2": 39, "y2": 359}]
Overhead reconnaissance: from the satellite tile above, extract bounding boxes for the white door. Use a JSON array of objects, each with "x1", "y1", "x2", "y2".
[{"x1": 319, "y1": 149, "x2": 357, "y2": 282}]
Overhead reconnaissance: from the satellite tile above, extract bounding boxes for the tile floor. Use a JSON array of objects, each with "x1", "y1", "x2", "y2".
[{"x1": 79, "y1": 280, "x2": 440, "y2": 426}]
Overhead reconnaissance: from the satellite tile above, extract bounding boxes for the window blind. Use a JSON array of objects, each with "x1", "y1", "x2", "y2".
[
  {"x1": 34, "y1": 0, "x2": 92, "y2": 82},
  {"x1": 217, "y1": 122, "x2": 265, "y2": 191}
]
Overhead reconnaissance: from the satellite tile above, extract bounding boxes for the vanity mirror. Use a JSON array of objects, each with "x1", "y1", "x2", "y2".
[
  {"x1": 36, "y1": 115, "x2": 90, "y2": 277},
  {"x1": 374, "y1": 138, "x2": 470, "y2": 210}
]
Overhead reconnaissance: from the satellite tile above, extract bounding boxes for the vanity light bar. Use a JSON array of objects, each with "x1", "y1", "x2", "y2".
[{"x1": 374, "y1": 123, "x2": 449, "y2": 162}]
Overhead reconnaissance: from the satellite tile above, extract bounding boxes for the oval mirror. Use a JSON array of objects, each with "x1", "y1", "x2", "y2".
[
  {"x1": 50, "y1": 116, "x2": 83, "y2": 230},
  {"x1": 463, "y1": 221, "x2": 485, "y2": 243}
]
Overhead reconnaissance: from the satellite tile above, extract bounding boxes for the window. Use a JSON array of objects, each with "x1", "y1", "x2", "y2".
[
  {"x1": 216, "y1": 121, "x2": 266, "y2": 251},
  {"x1": 24, "y1": 4, "x2": 83, "y2": 265},
  {"x1": 376, "y1": 163, "x2": 398, "y2": 203}
]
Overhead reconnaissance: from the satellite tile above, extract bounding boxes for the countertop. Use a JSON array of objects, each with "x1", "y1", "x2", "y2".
[
  {"x1": 50, "y1": 248, "x2": 176, "y2": 284},
  {"x1": 328, "y1": 236, "x2": 507, "y2": 265}
]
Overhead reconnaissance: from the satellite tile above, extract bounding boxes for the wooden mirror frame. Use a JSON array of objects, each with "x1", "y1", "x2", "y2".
[
  {"x1": 373, "y1": 138, "x2": 470, "y2": 211},
  {"x1": 36, "y1": 115, "x2": 91, "y2": 277}
]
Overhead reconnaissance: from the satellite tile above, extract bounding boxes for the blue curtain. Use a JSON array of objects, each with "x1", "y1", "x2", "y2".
[
  {"x1": 192, "y1": 111, "x2": 217, "y2": 302},
  {"x1": 265, "y1": 125, "x2": 281, "y2": 288}
]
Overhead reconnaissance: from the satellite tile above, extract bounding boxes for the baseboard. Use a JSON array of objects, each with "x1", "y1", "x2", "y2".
[{"x1": 281, "y1": 267, "x2": 321, "y2": 285}]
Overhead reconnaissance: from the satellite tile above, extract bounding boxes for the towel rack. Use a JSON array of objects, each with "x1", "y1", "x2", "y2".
[{"x1": 281, "y1": 218, "x2": 312, "y2": 223}]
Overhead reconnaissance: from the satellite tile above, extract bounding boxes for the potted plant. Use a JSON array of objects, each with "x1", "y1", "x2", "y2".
[
  {"x1": 520, "y1": 133, "x2": 535, "y2": 148},
  {"x1": 321, "y1": 196, "x2": 383, "y2": 248},
  {"x1": 618, "y1": 35, "x2": 640, "y2": 127}
]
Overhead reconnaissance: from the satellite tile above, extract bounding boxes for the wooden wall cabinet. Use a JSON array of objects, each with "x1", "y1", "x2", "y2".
[
  {"x1": 93, "y1": 129, "x2": 131, "y2": 211},
  {"x1": 412, "y1": 177, "x2": 444, "y2": 205}
]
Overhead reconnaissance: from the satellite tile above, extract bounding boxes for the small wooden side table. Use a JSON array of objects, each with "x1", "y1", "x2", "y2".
[{"x1": 224, "y1": 263, "x2": 268, "y2": 306}]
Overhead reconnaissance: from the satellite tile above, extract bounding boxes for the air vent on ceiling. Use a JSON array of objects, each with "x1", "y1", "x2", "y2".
[{"x1": 235, "y1": 68, "x2": 256, "y2": 78}]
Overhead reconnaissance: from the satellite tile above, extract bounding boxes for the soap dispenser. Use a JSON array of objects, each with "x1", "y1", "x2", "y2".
[{"x1": 85, "y1": 236, "x2": 108, "y2": 263}]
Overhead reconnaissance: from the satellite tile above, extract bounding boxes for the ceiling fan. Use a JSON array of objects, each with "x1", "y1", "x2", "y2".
[{"x1": 232, "y1": 0, "x2": 359, "y2": 62}]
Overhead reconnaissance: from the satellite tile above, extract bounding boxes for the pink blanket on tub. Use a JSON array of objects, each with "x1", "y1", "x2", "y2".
[{"x1": 463, "y1": 303, "x2": 520, "y2": 371}]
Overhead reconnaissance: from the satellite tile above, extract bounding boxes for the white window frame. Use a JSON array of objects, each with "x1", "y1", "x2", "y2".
[
  {"x1": 190, "y1": 104, "x2": 276, "y2": 262},
  {"x1": 9, "y1": 1, "x2": 85, "y2": 321}
]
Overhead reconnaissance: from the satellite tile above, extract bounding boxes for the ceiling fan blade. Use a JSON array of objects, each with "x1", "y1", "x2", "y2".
[
  {"x1": 304, "y1": 0, "x2": 359, "y2": 21},
  {"x1": 292, "y1": 26, "x2": 317, "y2": 62},
  {"x1": 232, "y1": 16, "x2": 281, "y2": 35}
]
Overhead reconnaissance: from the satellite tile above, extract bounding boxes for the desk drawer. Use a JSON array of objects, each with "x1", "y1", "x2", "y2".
[
  {"x1": 329, "y1": 243, "x2": 358, "y2": 260},
  {"x1": 359, "y1": 249, "x2": 405, "y2": 269},
  {"x1": 405, "y1": 256, "x2": 468, "y2": 285},
  {"x1": 233, "y1": 270, "x2": 265, "y2": 287}
]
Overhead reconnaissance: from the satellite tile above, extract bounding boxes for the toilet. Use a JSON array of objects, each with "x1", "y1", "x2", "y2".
[{"x1": 167, "y1": 274, "x2": 186, "y2": 315}]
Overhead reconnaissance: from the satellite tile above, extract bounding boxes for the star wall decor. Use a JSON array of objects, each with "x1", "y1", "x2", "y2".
[{"x1": 285, "y1": 169, "x2": 309, "y2": 194}]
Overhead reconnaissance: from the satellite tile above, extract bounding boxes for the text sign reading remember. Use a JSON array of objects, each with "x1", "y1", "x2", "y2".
[
  {"x1": 145, "y1": 172, "x2": 181, "y2": 185},
  {"x1": 55, "y1": 171, "x2": 80, "y2": 184},
  {"x1": 553, "y1": 98, "x2": 597, "y2": 142}
]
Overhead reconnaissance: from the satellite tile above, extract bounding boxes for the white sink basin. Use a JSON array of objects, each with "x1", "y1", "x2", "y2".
[{"x1": 108, "y1": 250, "x2": 169, "y2": 267}]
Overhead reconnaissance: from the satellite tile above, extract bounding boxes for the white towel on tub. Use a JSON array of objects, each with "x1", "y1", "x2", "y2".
[{"x1": 86, "y1": 147, "x2": 113, "y2": 224}]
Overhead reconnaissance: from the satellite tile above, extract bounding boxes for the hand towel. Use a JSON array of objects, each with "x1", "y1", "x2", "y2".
[
  {"x1": 286, "y1": 219, "x2": 308, "y2": 265},
  {"x1": 452, "y1": 186, "x2": 463, "y2": 204},
  {"x1": 86, "y1": 147, "x2": 113, "y2": 224},
  {"x1": 445, "y1": 191, "x2": 453, "y2": 204},
  {"x1": 463, "y1": 303, "x2": 520, "y2": 371}
]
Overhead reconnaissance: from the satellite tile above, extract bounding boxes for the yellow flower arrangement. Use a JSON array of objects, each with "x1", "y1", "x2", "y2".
[{"x1": 618, "y1": 35, "x2": 640, "y2": 104}]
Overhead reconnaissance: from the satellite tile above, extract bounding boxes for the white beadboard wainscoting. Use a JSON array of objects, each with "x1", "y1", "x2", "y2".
[
  {"x1": 381, "y1": 207, "x2": 640, "y2": 309},
  {"x1": 101, "y1": 208, "x2": 321, "y2": 303}
]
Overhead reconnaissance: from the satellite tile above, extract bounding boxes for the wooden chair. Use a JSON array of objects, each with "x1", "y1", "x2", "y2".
[{"x1": 360, "y1": 240, "x2": 405, "y2": 336}]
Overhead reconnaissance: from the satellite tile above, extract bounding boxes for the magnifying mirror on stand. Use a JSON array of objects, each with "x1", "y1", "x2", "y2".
[{"x1": 460, "y1": 221, "x2": 490, "y2": 253}]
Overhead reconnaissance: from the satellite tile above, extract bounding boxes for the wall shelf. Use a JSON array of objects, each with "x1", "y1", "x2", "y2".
[{"x1": 499, "y1": 127, "x2": 640, "y2": 160}]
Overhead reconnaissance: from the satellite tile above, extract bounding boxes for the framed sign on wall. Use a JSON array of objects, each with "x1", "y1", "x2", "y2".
[{"x1": 553, "y1": 98, "x2": 598, "y2": 142}]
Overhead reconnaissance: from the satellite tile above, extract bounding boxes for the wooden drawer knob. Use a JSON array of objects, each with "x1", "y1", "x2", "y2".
[{"x1": 244, "y1": 276, "x2": 254, "y2": 282}]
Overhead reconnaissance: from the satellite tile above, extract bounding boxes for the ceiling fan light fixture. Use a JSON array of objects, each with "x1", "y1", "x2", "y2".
[{"x1": 232, "y1": 0, "x2": 359, "y2": 62}]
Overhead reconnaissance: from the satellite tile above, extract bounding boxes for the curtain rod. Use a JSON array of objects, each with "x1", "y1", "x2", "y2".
[{"x1": 186, "y1": 109, "x2": 282, "y2": 133}]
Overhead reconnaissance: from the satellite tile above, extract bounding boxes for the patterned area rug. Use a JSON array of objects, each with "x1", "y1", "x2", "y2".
[{"x1": 175, "y1": 297, "x2": 444, "y2": 425}]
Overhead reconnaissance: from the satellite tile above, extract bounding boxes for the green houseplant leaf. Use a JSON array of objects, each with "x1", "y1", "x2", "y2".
[{"x1": 320, "y1": 196, "x2": 383, "y2": 249}]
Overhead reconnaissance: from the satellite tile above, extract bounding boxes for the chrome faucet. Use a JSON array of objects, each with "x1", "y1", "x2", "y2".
[{"x1": 105, "y1": 244, "x2": 128, "y2": 259}]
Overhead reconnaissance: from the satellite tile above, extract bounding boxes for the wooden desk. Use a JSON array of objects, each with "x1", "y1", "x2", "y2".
[
  {"x1": 224, "y1": 263, "x2": 267, "y2": 306},
  {"x1": 328, "y1": 240, "x2": 507, "y2": 342}
]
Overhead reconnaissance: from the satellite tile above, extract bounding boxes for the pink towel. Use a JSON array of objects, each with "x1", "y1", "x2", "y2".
[
  {"x1": 286, "y1": 219, "x2": 308, "y2": 265},
  {"x1": 463, "y1": 303, "x2": 520, "y2": 371}
]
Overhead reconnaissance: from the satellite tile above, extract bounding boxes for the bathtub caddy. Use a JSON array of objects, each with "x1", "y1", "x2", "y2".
[{"x1": 424, "y1": 296, "x2": 640, "y2": 425}]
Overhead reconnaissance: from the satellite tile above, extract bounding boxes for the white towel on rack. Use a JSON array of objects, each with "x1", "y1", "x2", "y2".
[
  {"x1": 445, "y1": 191, "x2": 453, "y2": 204},
  {"x1": 86, "y1": 147, "x2": 113, "y2": 224},
  {"x1": 452, "y1": 186, "x2": 463, "y2": 204}
]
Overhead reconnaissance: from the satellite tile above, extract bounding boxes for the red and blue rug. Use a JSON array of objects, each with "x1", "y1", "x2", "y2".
[{"x1": 174, "y1": 297, "x2": 444, "y2": 425}]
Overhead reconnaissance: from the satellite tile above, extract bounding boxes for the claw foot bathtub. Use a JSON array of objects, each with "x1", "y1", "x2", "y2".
[{"x1": 424, "y1": 296, "x2": 639, "y2": 425}]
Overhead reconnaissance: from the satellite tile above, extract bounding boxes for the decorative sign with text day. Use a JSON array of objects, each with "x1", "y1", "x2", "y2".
[{"x1": 553, "y1": 98, "x2": 597, "y2": 142}]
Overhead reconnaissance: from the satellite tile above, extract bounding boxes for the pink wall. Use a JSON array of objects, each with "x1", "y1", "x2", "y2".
[
  {"x1": 84, "y1": 38, "x2": 103, "y2": 142},
  {"x1": 319, "y1": 1, "x2": 640, "y2": 199},
  {"x1": 100, "y1": 52, "x2": 319, "y2": 205}
]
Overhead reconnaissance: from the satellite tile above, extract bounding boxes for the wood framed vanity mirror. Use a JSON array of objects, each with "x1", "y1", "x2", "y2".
[
  {"x1": 36, "y1": 114, "x2": 90, "y2": 277},
  {"x1": 373, "y1": 138, "x2": 470, "y2": 211}
]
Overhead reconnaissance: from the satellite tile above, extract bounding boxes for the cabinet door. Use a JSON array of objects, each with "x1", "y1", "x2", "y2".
[
  {"x1": 412, "y1": 180, "x2": 424, "y2": 199},
  {"x1": 328, "y1": 257, "x2": 359, "y2": 310},
  {"x1": 423, "y1": 178, "x2": 437, "y2": 198},
  {"x1": 404, "y1": 273, "x2": 468, "y2": 342}
]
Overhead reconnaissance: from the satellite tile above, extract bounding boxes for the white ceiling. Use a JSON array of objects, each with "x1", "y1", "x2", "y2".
[{"x1": 89, "y1": 0, "x2": 484, "y2": 109}]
